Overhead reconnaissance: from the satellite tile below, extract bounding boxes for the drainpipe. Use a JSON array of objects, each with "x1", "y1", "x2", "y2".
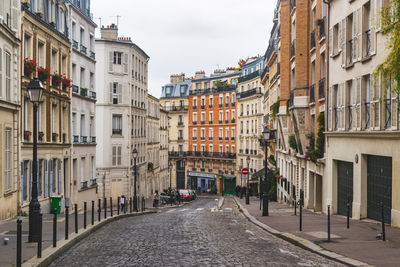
[{"x1": 323, "y1": 0, "x2": 331, "y2": 133}]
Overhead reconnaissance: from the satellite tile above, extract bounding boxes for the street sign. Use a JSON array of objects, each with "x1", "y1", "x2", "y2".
[{"x1": 242, "y1": 168, "x2": 249, "y2": 175}]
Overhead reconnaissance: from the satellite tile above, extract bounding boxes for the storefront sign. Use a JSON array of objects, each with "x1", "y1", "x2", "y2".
[{"x1": 188, "y1": 172, "x2": 216, "y2": 179}]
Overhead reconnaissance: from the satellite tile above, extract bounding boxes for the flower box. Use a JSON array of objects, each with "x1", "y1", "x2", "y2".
[
  {"x1": 52, "y1": 72, "x2": 62, "y2": 88},
  {"x1": 37, "y1": 66, "x2": 50, "y2": 83},
  {"x1": 23, "y1": 58, "x2": 36, "y2": 77}
]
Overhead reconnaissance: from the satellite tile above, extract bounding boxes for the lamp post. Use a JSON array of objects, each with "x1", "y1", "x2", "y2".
[
  {"x1": 262, "y1": 127, "x2": 272, "y2": 216},
  {"x1": 132, "y1": 148, "x2": 138, "y2": 211},
  {"x1": 168, "y1": 162, "x2": 172, "y2": 189},
  {"x1": 27, "y1": 77, "x2": 44, "y2": 242},
  {"x1": 246, "y1": 156, "x2": 250, "y2": 205}
]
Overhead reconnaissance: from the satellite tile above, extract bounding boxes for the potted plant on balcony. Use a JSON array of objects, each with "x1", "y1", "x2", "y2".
[
  {"x1": 52, "y1": 132, "x2": 58, "y2": 142},
  {"x1": 52, "y1": 72, "x2": 62, "y2": 88},
  {"x1": 37, "y1": 66, "x2": 50, "y2": 83},
  {"x1": 23, "y1": 130, "x2": 32, "y2": 140},
  {"x1": 38, "y1": 131, "x2": 44, "y2": 141},
  {"x1": 80, "y1": 87, "x2": 88, "y2": 96},
  {"x1": 23, "y1": 58, "x2": 36, "y2": 77},
  {"x1": 61, "y1": 74, "x2": 72, "y2": 91}
]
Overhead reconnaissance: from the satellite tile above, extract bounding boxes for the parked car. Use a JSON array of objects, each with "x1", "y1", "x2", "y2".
[
  {"x1": 179, "y1": 189, "x2": 191, "y2": 201},
  {"x1": 189, "y1": 189, "x2": 196, "y2": 200}
]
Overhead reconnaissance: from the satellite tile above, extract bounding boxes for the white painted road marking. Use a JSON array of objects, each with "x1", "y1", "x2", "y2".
[
  {"x1": 245, "y1": 230, "x2": 255, "y2": 236},
  {"x1": 166, "y1": 209, "x2": 176, "y2": 213},
  {"x1": 180, "y1": 209, "x2": 188, "y2": 212},
  {"x1": 196, "y1": 208, "x2": 204, "y2": 211},
  {"x1": 279, "y1": 248, "x2": 299, "y2": 258}
]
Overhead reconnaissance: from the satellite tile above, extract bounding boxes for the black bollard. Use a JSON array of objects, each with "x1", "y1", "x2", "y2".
[
  {"x1": 84, "y1": 202, "x2": 87, "y2": 229},
  {"x1": 91, "y1": 200, "x2": 95, "y2": 225},
  {"x1": 110, "y1": 197, "x2": 113, "y2": 217},
  {"x1": 294, "y1": 199, "x2": 297, "y2": 216},
  {"x1": 130, "y1": 197, "x2": 132, "y2": 213},
  {"x1": 74, "y1": 204, "x2": 78, "y2": 234},
  {"x1": 17, "y1": 219, "x2": 22, "y2": 267},
  {"x1": 117, "y1": 196, "x2": 120, "y2": 215},
  {"x1": 327, "y1": 205, "x2": 331, "y2": 242},
  {"x1": 381, "y1": 202, "x2": 386, "y2": 241},
  {"x1": 104, "y1": 198, "x2": 107, "y2": 219},
  {"x1": 346, "y1": 198, "x2": 350, "y2": 229},
  {"x1": 53, "y1": 209, "x2": 57, "y2": 247},
  {"x1": 65, "y1": 206, "x2": 69, "y2": 240},
  {"x1": 37, "y1": 213, "x2": 42, "y2": 258},
  {"x1": 124, "y1": 197, "x2": 127, "y2": 214},
  {"x1": 98, "y1": 199, "x2": 101, "y2": 221},
  {"x1": 299, "y1": 201, "x2": 303, "y2": 231},
  {"x1": 259, "y1": 194, "x2": 262, "y2": 210}
]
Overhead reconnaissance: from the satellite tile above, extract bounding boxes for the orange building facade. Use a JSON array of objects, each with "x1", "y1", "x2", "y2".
[{"x1": 187, "y1": 71, "x2": 239, "y2": 193}]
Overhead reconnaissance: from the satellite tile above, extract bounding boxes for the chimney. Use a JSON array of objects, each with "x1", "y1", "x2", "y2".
[
  {"x1": 101, "y1": 24, "x2": 118, "y2": 40},
  {"x1": 195, "y1": 70, "x2": 205, "y2": 79},
  {"x1": 170, "y1": 73, "x2": 185, "y2": 83}
]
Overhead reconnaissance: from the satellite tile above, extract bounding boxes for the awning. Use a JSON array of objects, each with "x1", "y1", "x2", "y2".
[
  {"x1": 223, "y1": 176, "x2": 235, "y2": 180},
  {"x1": 251, "y1": 167, "x2": 275, "y2": 180}
]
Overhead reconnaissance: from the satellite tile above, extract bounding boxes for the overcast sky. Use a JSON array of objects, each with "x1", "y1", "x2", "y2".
[{"x1": 92, "y1": 0, "x2": 275, "y2": 97}]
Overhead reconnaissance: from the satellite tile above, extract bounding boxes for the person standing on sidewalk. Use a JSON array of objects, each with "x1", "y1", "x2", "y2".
[
  {"x1": 153, "y1": 190, "x2": 160, "y2": 208},
  {"x1": 121, "y1": 195, "x2": 125, "y2": 212}
]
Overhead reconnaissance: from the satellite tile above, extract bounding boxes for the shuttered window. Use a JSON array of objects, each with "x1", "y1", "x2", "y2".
[{"x1": 5, "y1": 128, "x2": 12, "y2": 190}]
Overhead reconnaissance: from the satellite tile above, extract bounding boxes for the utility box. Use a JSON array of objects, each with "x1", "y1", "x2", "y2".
[{"x1": 50, "y1": 196, "x2": 63, "y2": 214}]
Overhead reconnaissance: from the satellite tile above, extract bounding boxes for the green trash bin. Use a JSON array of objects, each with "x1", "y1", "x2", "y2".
[{"x1": 50, "y1": 196, "x2": 63, "y2": 214}]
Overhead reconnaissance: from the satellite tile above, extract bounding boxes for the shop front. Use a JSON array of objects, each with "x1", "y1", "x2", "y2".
[{"x1": 188, "y1": 172, "x2": 217, "y2": 193}]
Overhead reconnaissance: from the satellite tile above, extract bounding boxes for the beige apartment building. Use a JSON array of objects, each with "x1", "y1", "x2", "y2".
[
  {"x1": 146, "y1": 94, "x2": 160, "y2": 197},
  {"x1": 20, "y1": 0, "x2": 72, "y2": 213},
  {"x1": 237, "y1": 57, "x2": 264, "y2": 191},
  {"x1": 159, "y1": 109, "x2": 169, "y2": 191},
  {"x1": 0, "y1": 0, "x2": 21, "y2": 220},
  {"x1": 160, "y1": 74, "x2": 191, "y2": 189},
  {"x1": 326, "y1": 0, "x2": 400, "y2": 226}
]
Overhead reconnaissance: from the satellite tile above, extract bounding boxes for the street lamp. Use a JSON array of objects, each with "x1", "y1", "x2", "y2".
[
  {"x1": 132, "y1": 148, "x2": 138, "y2": 211},
  {"x1": 262, "y1": 127, "x2": 272, "y2": 216},
  {"x1": 246, "y1": 156, "x2": 250, "y2": 205},
  {"x1": 168, "y1": 162, "x2": 172, "y2": 189},
  {"x1": 27, "y1": 77, "x2": 44, "y2": 242}
]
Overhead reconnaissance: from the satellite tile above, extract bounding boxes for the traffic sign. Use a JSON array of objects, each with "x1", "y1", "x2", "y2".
[{"x1": 242, "y1": 168, "x2": 249, "y2": 175}]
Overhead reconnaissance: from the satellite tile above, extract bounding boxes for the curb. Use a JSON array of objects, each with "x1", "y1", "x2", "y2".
[
  {"x1": 218, "y1": 196, "x2": 225, "y2": 209},
  {"x1": 22, "y1": 210, "x2": 156, "y2": 267},
  {"x1": 233, "y1": 197, "x2": 370, "y2": 267}
]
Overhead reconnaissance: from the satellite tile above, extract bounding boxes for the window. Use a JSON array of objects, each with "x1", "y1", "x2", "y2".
[
  {"x1": 209, "y1": 144, "x2": 213, "y2": 152},
  {"x1": 201, "y1": 161, "x2": 205, "y2": 168},
  {"x1": 363, "y1": 2, "x2": 372, "y2": 57},
  {"x1": 201, "y1": 112, "x2": 205, "y2": 122},
  {"x1": 112, "y1": 82, "x2": 121, "y2": 104},
  {"x1": 193, "y1": 128, "x2": 197, "y2": 138},
  {"x1": 178, "y1": 130, "x2": 183, "y2": 138},
  {"x1": 311, "y1": 61, "x2": 315, "y2": 84},
  {"x1": 193, "y1": 144, "x2": 197, "y2": 152},
  {"x1": 225, "y1": 95, "x2": 229, "y2": 104},
  {"x1": 5, "y1": 128, "x2": 12, "y2": 190},
  {"x1": 219, "y1": 111, "x2": 222, "y2": 121},
  {"x1": 232, "y1": 145, "x2": 235, "y2": 153},
  {"x1": 201, "y1": 128, "x2": 205, "y2": 138},
  {"x1": 51, "y1": 105, "x2": 56, "y2": 134},
  {"x1": 232, "y1": 111, "x2": 235, "y2": 120},
  {"x1": 165, "y1": 101, "x2": 170, "y2": 111},
  {"x1": 201, "y1": 145, "x2": 205, "y2": 153},
  {"x1": 209, "y1": 96, "x2": 213, "y2": 106},
  {"x1": 193, "y1": 112, "x2": 197, "y2": 122},
  {"x1": 225, "y1": 128, "x2": 229, "y2": 139},
  {"x1": 37, "y1": 42, "x2": 45, "y2": 68},
  {"x1": 226, "y1": 145, "x2": 229, "y2": 153},
  {"x1": 165, "y1": 86, "x2": 172, "y2": 95},
  {"x1": 219, "y1": 96, "x2": 223, "y2": 105},
  {"x1": 112, "y1": 146, "x2": 122, "y2": 166},
  {"x1": 226, "y1": 111, "x2": 229, "y2": 121},
  {"x1": 332, "y1": 23, "x2": 339, "y2": 55},
  {"x1": 209, "y1": 111, "x2": 213, "y2": 122},
  {"x1": 196, "y1": 83, "x2": 200, "y2": 90},
  {"x1": 231, "y1": 128, "x2": 235, "y2": 138},
  {"x1": 209, "y1": 128, "x2": 213, "y2": 138},
  {"x1": 219, "y1": 145, "x2": 223, "y2": 153},
  {"x1": 112, "y1": 114, "x2": 122, "y2": 135},
  {"x1": 180, "y1": 85, "x2": 187, "y2": 94},
  {"x1": 113, "y1": 52, "x2": 122, "y2": 64},
  {"x1": 5, "y1": 51, "x2": 11, "y2": 100},
  {"x1": 179, "y1": 115, "x2": 183, "y2": 123},
  {"x1": 193, "y1": 98, "x2": 197, "y2": 107},
  {"x1": 321, "y1": 52, "x2": 325, "y2": 79},
  {"x1": 201, "y1": 97, "x2": 205, "y2": 106},
  {"x1": 180, "y1": 100, "x2": 184, "y2": 107},
  {"x1": 219, "y1": 128, "x2": 223, "y2": 138}
]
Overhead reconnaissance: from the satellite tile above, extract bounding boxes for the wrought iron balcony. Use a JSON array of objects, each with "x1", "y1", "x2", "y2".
[
  {"x1": 318, "y1": 17, "x2": 326, "y2": 40},
  {"x1": 225, "y1": 103, "x2": 229, "y2": 108},
  {"x1": 193, "y1": 105, "x2": 197, "y2": 110},
  {"x1": 385, "y1": 99, "x2": 392, "y2": 129},
  {"x1": 72, "y1": 84, "x2": 79, "y2": 93},
  {"x1": 187, "y1": 151, "x2": 236, "y2": 159},
  {"x1": 201, "y1": 120, "x2": 205, "y2": 125},
  {"x1": 90, "y1": 51, "x2": 95, "y2": 60},
  {"x1": 178, "y1": 121, "x2": 184, "y2": 126},
  {"x1": 81, "y1": 181, "x2": 88, "y2": 189},
  {"x1": 112, "y1": 129, "x2": 122, "y2": 135},
  {"x1": 90, "y1": 136, "x2": 96, "y2": 143},
  {"x1": 73, "y1": 135, "x2": 79, "y2": 143},
  {"x1": 201, "y1": 105, "x2": 205, "y2": 109},
  {"x1": 80, "y1": 136, "x2": 87, "y2": 143},
  {"x1": 237, "y1": 87, "x2": 262, "y2": 99},
  {"x1": 193, "y1": 121, "x2": 197, "y2": 125},
  {"x1": 90, "y1": 91, "x2": 96, "y2": 99},
  {"x1": 238, "y1": 70, "x2": 260, "y2": 83},
  {"x1": 90, "y1": 178, "x2": 97, "y2": 186},
  {"x1": 219, "y1": 120, "x2": 223, "y2": 124},
  {"x1": 72, "y1": 40, "x2": 78, "y2": 49},
  {"x1": 318, "y1": 78, "x2": 325, "y2": 99},
  {"x1": 201, "y1": 137, "x2": 205, "y2": 141},
  {"x1": 209, "y1": 104, "x2": 213, "y2": 109},
  {"x1": 365, "y1": 102, "x2": 371, "y2": 129},
  {"x1": 169, "y1": 105, "x2": 188, "y2": 112},
  {"x1": 209, "y1": 121, "x2": 213, "y2": 124},
  {"x1": 168, "y1": 151, "x2": 188, "y2": 158},
  {"x1": 80, "y1": 44, "x2": 87, "y2": 54},
  {"x1": 219, "y1": 104, "x2": 223, "y2": 108}
]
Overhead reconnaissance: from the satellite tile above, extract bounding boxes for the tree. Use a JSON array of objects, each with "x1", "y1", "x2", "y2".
[{"x1": 374, "y1": 1, "x2": 400, "y2": 98}]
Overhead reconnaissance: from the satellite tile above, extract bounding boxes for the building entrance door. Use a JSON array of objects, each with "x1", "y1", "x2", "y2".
[
  {"x1": 337, "y1": 161, "x2": 353, "y2": 216},
  {"x1": 367, "y1": 155, "x2": 392, "y2": 224}
]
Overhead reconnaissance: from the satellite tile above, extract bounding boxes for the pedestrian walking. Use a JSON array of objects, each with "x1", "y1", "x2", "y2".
[
  {"x1": 120, "y1": 195, "x2": 125, "y2": 212},
  {"x1": 153, "y1": 190, "x2": 160, "y2": 208}
]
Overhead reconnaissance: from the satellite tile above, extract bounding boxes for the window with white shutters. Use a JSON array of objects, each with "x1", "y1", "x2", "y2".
[
  {"x1": 112, "y1": 114, "x2": 122, "y2": 135},
  {"x1": 5, "y1": 128, "x2": 12, "y2": 190}
]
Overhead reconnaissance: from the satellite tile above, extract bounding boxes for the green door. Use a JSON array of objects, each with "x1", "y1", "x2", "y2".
[
  {"x1": 337, "y1": 161, "x2": 353, "y2": 217},
  {"x1": 367, "y1": 155, "x2": 392, "y2": 224},
  {"x1": 223, "y1": 177, "x2": 236, "y2": 195}
]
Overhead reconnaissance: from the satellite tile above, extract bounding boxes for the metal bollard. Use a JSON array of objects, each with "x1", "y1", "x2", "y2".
[
  {"x1": 299, "y1": 201, "x2": 303, "y2": 231},
  {"x1": 347, "y1": 198, "x2": 350, "y2": 229},
  {"x1": 84, "y1": 202, "x2": 87, "y2": 229},
  {"x1": 37, "y1": 213, "x2": 42, "y2": 258},
  {"x1": 130, "y1": 197, "x2": 132, "y2": 213},
  {"x1": 124, "y1": 198, "x2": 127, "y2": 214},
  {"x1": 98, "y1": 199, "x2": 101, "y2": 221},
  {"x1": 117, "y1": 196, "x2": 120, "y2": 215},
  {"x1": 327, "y1": 205, "x2": 331, "y2": 242},
  {"x1": 110, "y1": 197, "x2": 113, "y2": 217},
  {"x1": 65, "y1": 206, "x2": 69, "y2": 240},
  {"x1": 381, "y1": 202, "x2": 386, "y2": 241},
  {"x1": 17, "y1": 219, "x2": 22, "y2": 267},
  {"x1": 74, "y1": 204, "x2": 78, "y2": 234},
  {"x1": 91, "y1": 200, "x2": 95, "y2": 225},
  {"x1": 294, "y1": 197, "x2": 297, "y2": 216},
  {"x1": 143, "y1": 197, "x2": 146, "y2": 211},
  {"x1": 104, "y1": 198, "x2": 107, "y2": 219},
  {"x1": 53, "y1": 209, "x2": 57, "y2": 247},
  {"x1": 259, "y1": 194, "x2": 262, "y2": 210}
]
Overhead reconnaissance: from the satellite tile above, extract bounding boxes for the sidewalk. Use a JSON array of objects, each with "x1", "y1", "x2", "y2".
[
  {"x1": 235, "y1": 196, "x2": 400, "y2": 267},
  {"x1": 0, "y1": 199, "x2": 177, "y2": 267}
]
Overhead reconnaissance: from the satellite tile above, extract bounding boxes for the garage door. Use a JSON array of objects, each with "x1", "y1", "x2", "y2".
[
  {"x1": 337, "y1": 161, "x2": 353, "y2": 217},
  {"x1": 367, "y1": 155, "x2": 392, "y2": 224}
]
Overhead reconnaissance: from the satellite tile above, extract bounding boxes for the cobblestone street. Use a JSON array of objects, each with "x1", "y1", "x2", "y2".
[{"x1": 50, "y1": 197, "x2": 342, "y2": 266}]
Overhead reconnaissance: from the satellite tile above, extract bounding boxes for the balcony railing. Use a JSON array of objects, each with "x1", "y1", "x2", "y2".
[
  {"x1": 333, "y1": 107, "x2": 338, "y2": 130},
  {"x1": 189, "y1": 86, "x2": 236, "y2": 96},
  {"x1": 73, "y1": 135, "x2": 79, "y2": 143},
  {"x1": 209, "y1": 121, "x2": 213, "y2": 124},
  {"x1": 209, "y1": 137, "x2": 213, "y2": 141},
  {"x1": 237, "y1": 87, "x2": 262, "y2": 99},
  {"x1": 289, "y1": 90, "x2": 294, "y2": 106},
  {"x1": 225, "y1": 120, "x2": 229, "y2": 123},
  {"x1": 90, "y1": 136, "x2": 96, "y2": 143},
  {"x1": 72, "y1": 40, "x2": 78, "y2": 49},
  {"x1": 385, "y1": 99, "x2": 392, "y2": 129},
  {"x1": 219, "y1": 120, "x2": 223, "y2": 124},
  {"x1": 225, "y1": 103, "x2": 229, "y2": 108},
  {"x1": 290, "y1": 0, "x2": 296, "y2": 11},
  {"x1": 311, "y1": 30, "x2": 316, "y2": 49},
  {"x1": 178, "y1": 121, "x2": 184, "y2": 126},
  {"x1": 90, "y1": 178, "x2": 97, "y2": 186},
  {"x1": 90, "y1": 91, "x2": 96, "y2": 99},
  {"x1": 310, "y1": 84, "x2": 315, "y2": 103},
  {"x1": 90, "y1": 51, "x2": 95, "y2": 60},
  {"x1": 219, "y1": 104, "x2": 223, "y2": 108},
  {"x1": 201, "y1": 137, "x2": 205, "y2": 141},
  {"x1": 290, "y1": 40, "x2": 296, "y2": 58},
  {"x1": 238, "y1": 70, "x2": 260, "y2": 83},
  {"x1": 169, "y1": 105, "x2": 188, "y2": 112},
  {"x1": 72, "y1": 84, "x2": 79, "y2": 93},
  {"x1": 209, "y1": 104, "x2": 213, "y2": 109},
  {"x1": 178, "y1": 136, "x2": 184, "y2": 141},
  {"x1": 225, "y1": 137, "x2": 229, "y2": 141},
  {"x1": 112, "y1": 129, "x2": 122, "y2": 135},
  {"x1": 193, "y1": 121, "x2": 197, "y2": 125},
  {"x1": 80, "y1": 136, "x2": 87, "y2": 143},
  {"x1": 318, "y1": 78, "x2": 325, "y2": 99},
  {"x1": 80, "y1": 44, "x2": 87, "y2": 54},
  {"x1": 201, "y1": 105, "x2": 205, "y2": 109},
  {"x1": 193, "y1": 105, "x2": 197, "y2": 110},
  {"x1": 187, "y1": 151, "x2": 236, "y2": 159},
  {"x1": 318, "y1": 17, "x2": 326, "y2": 40},
  {"x1": 168, "y1": 151, "x2": 188, "y2": 157},
  {"x1": 81, "y1": 181, "x2": 88, "y2": 189}
]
